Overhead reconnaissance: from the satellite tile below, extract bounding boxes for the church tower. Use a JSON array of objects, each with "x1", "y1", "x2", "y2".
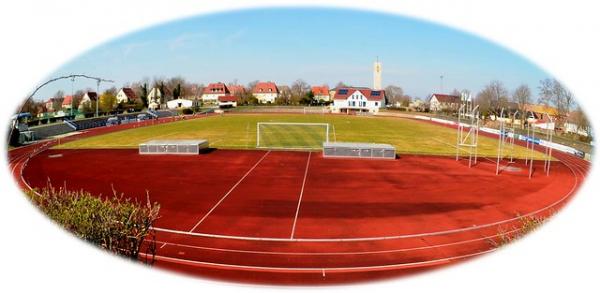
[{"x1": 373, "y1": 58, "x2": 382, "y2": 90}]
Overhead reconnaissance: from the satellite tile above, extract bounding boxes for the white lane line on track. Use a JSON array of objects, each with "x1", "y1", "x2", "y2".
[
  {"x1": 152, "y1": 154, "x2": 581, "y2": 242},
  {"x1": 149, "y1": 226, "x2": 520, "y2": 256},
  {"x1": 139, "y1": 249, "x2": 494, "y2": 272},
  {"x1": 187, "y1": 150, "x2": 271, "y2": 233},
  {"x1": 290, "y1": 152, "x2": 311, "y2": 239}
]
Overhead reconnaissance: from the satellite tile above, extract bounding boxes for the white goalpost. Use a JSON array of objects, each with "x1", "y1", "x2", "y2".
[{"x1": 256, "y1": 122, "x2": 330, "y2": 150}]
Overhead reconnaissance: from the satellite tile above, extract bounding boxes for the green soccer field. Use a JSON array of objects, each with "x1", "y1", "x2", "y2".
[{"x1": 54, "y1": 113, "x2": 548, "y2": 159}]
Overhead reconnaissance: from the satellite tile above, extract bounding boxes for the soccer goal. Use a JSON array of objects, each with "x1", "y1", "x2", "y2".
[{"x1": 256, "y1": 122, "x2": 330, "y2": 149}]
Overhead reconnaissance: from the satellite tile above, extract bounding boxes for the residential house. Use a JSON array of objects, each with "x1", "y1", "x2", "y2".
[
  {"x1": 201, "y1": 82, "x2": 229, "y2": 104},
  {"x1": 218, "y1": 95, "x2": 238, "y2": 108},
  {"x1": 252, "y1": 82, "x2": 279, "y2": 104},
  {"x1": 147, "y1": 88, "x2": 162, "y2": 110},
  {"x1": 331, "y1": 87, "x2": 385, "y2": 113},
  {"x1": 428, "y1": 93, "x2": 461, "y2": 112},
  {"x1": 116, "y1": 87, "x2": 138, "y2": 104},
  {"x1": 311, "y1": 85, "x2": 330, "y2": 102},
  {"x1": 78, "y1": 92, "x2": 98, "y2": 111}
]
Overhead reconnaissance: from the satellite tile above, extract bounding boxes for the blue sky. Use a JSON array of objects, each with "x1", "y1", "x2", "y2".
[{"x1": 35, "y1": 8, "x2": 550, "y2": 100}]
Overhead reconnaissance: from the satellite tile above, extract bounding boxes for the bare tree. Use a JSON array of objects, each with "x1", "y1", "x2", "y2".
[
  {"x1": 568, "y1": 106, "x2": 591, "y2": 138},
  {"x1": 475, "y1": 80, "x2": 509, "y2": 117},
  {"x1": 538, "y1": 78, "x2": 574, "y2": 125},
  {"x1": 52, "y1": 90, "x2": 65, "y2": 112},
  {"x1": 335, "y1": 81, "x2": 348, "y2": 88},
  {"x1": 291, "y1": 79, "x2": 310, "y2": 105},
  {"x1": 384, "y1": 85, "x2": 404, "y2": 106},
  {"x1": 512, "y1": 84, "x2": 531, "y2": 125}
]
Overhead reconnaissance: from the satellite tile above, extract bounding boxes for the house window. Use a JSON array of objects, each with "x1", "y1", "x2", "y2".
[{"x1": 375, "y1": 102, "x2": 379, "y2": 106}]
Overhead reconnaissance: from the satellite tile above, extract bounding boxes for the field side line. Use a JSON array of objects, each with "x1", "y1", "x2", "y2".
[
  {"x1": 187, "y1": 150, "x2": 271, "y2": 232},
  {"x1": 290, "y1": 152, "x2": 311, "y2": 239},
  {"x1": 431, "y1": 138, "x2": 497, "y2": 164}
]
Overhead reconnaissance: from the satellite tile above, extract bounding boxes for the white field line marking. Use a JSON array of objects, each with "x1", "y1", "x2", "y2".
[
  {"x1": 148, "y1": 226, "x2": 520, "y2": 256},
  {"x1": 140, "y1": 249, "x2": 494, "y2": 272},
  {"x1": 430, "y1": 138, "x2": 496, "y2": 164},
  {"x1": 187, "y1": 150, "x2": 271, "y2": 232},
  {"x1": 290, "y1": 152, "x2": 311, "y2": 239},
  {"x1": 152, "y1": 159, "x2": 579, "y2": 242}
]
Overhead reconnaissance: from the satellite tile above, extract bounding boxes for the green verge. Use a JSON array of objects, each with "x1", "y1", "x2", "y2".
[{"x1": 54, "y1": 114, "x2": 548, "y2": 159}]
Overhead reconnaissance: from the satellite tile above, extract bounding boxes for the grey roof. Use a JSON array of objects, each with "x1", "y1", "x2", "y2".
[
  {"x1": 323, "y1": 141, "x2": 395, "y2": 149},
  {"x1": 140, "y1": 139, "x2": 208, "y2": 146}
]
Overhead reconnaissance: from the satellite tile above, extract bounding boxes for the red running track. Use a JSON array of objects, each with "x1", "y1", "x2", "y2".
[{"x1": 7, "y1": 114, "x2": 591, "y2": 285}]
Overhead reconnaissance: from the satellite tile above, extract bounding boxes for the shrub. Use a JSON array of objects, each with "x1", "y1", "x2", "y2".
[
  {"x1": 489, "y1": 214, "x2": 548, "y2": 248},
  {"x1": 26, "y1": 185, "x2": 160, "y2": 263}
]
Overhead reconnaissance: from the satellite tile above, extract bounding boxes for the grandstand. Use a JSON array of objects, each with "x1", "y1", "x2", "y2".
[
  {"x1": 323, "y1": 142, "x2": 396, "y2": 159},
  {"x1": 29, "y1": 122, "x2": 76, "y2": 139}
]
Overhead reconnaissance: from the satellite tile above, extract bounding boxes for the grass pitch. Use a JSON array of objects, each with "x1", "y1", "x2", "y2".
[{"x1": 54, "y1": 114, "x2": 547, "y2": 159}]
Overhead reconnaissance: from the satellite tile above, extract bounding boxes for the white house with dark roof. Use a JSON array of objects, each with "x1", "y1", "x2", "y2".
[
  {"x1": 428, "y1": 93, "x2": 461, "y2": 112},
  {"x1": 331, "y1": 87, "x2": 385, "y2": 113},
  {"x1": 78, "y1": 92, "x2": 98, "y2": 111},
  {"x1": 116, "y1": 87, "x2": 138, "y2": 104}
]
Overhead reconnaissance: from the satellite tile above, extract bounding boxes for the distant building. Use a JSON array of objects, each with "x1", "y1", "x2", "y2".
[
  {"x1": 116, "y1": 88, "x2": 138, "y2": 104},
  {"x1": 373, "y1": 59, "x2": 382, "y2": 90},
  {"x1": 201, "y1": 82, "x2": 229, "y2": 104},
  {"x1": 166, "y1": 98, "x2": 193, "y2": 109},
  {"x1": 62, "y1": 95, "x2": 77, "y2": 110},
  {"x1": 227, "y1": 84, "x2": 245, "y2": 96},
  {"x1": 78, "y1": 92, "x2": 98, "y2": 111},
  {"x1": 252, "y1": 82, "x2": 279, "y2": 104},
  {"x1": 428, "y1": 93, "x2": 461, "y2": 112},
  {"x1": 311, "y1": 85, "x2": 330, "y2": 101},
  {"x1": 147, "y1": 88, "x2": 162, "y2": 110},
  {"x1": 218, "y1": 95, "x2": 238, "y2": 108},
  {"x1": 331, "y1": 87, "x2": 385, "y2": 113}
]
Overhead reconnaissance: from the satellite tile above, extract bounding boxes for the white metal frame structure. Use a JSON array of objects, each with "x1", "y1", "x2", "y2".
[
  {"x1": 542, "y1": 113, "x2": 554, "y2": 176},
  {"x1": 455, "y1": 104, "x2": 480, "y2": 167},
  {"x1": 495, "y1": 108, "x2": 518, "y2": 175},
  {"x1": 524, "y1": 111, "x2": 537, "y2": 179},
  {"x1": 256, "y1": 122, "x2": 330, "y2": 149}
]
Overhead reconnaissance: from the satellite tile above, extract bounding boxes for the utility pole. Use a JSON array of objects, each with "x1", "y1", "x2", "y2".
[{"x1": 96, "y1": 80, "x2": 100, "y2": 117}]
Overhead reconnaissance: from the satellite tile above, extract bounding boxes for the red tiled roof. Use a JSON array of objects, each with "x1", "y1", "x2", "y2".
[
  {"x1": 333, "y1": 87, "x2": 384, "y2": 101},
  {"x1": 312, "y1": 86, "x2": 329, "y2": 96},
  {"x1": 203, "y1": 82, "x2": 229, "y2": 94},
  {"x1": 62, "y1": 95, "x2": 74, "y2": 106},
  {"x1": 121, "y1": 87, "x2": 137, "y2": 100},
  {"x1": 430, "y1": 94, "x2": 460, "y2": 104},
  {"x1": 218, "y1": 95, "x2": 238, "y2": 102},
  {"x1": 227, "y1": 85, "x2": 245, "y2": 95},
  {"x1": 252, "y1": 82, "x2": 278, "y2": 94}
]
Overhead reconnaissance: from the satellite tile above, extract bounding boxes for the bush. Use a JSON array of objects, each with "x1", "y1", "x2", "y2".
[
  {"x1": 26, "y1": 185, "x2": 160, "y2": 263},
  {"x1": 182, "y1": 108, "x2": 193, "y2": 115}
]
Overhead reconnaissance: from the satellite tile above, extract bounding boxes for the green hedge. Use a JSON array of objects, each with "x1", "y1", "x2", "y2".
[{"x1": 26, "y1": 186, "x2": 160, "y2": 263}]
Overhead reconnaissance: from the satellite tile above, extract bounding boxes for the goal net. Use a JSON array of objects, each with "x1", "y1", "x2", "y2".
[{"x1": 256, "y1": 122, "x2": 330, "y2": 149}]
